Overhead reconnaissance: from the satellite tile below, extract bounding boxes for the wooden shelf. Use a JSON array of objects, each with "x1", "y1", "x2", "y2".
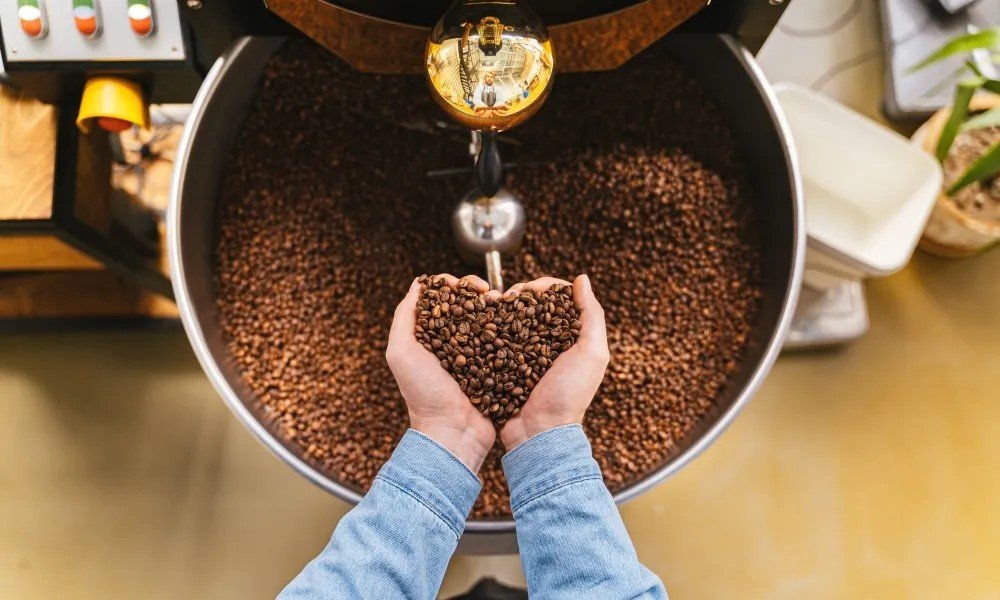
[
  {"x1": 0, "y1": 235, "x2": 103, "y2": 270},
  {"x1": 0, "y1": 86, "x2": 178, "y2": 328},
  {"x1": 0, "y1": 87, "x2": 57, "y2": 222},
  {"x1": 0, "y1": 270, "x2": 178, "y2": 330}
]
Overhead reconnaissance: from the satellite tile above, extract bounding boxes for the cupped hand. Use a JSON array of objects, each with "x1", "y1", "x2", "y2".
[
  {"x1": 386, "y1": 274, "x2": 497, "y2": 472},
  {"x1": 499, "y1": 274, "x2": 609, "y2": 450}
]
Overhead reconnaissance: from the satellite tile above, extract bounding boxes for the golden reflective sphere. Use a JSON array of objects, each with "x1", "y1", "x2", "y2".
[{"x1": 425, "y1": 0, "x2": 555, "y2": 132}]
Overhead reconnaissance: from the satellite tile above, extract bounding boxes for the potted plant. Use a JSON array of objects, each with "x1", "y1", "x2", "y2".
[{"x1": 911, "y1": 28, "x2": 1000, "y2": 257}]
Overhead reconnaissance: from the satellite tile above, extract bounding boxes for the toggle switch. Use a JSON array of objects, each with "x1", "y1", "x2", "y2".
[
  {"x1": 127, "y1": 0, "x2": 154, "y2": 37},
  {"x1": 73, "y1": 0, "x2": 101, "y2": 38},
  {"x1": 17, "y1": 0, "x2": 47, "y2": 38}
]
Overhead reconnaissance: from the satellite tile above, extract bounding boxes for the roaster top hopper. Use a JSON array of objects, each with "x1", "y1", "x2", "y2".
[{"x1": 262, "y1": 0, "x2": 791, "y2": 75}]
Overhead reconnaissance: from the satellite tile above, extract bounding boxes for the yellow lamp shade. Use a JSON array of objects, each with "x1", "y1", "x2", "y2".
[{"x1": 76, "y1": 76, "x2": 149, "y2": 133}]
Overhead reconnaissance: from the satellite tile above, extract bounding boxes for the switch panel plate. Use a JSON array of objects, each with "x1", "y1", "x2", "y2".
[{"x1": 1, "y1": 0, "x2": 185, "y2": 63}]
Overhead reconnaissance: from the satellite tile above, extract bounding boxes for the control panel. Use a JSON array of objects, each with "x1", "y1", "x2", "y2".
[{"x1": 1, "y1": 0, "x2": 186, "y2": 63}]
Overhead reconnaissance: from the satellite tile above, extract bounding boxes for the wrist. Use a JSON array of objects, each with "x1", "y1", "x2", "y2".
[
  {"x1": 500, "y1": 413, "x2": 582, "y2": 451},
  {"x1": 409, "y1": 415, "x2": 494, "y2": 473}
]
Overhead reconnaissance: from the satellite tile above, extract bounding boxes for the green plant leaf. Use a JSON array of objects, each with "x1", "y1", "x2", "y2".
[
  {"x1": 961, "y1": 106, "x2": 1000, "y2": 131},
  {"x1": 909, "y1": 28, "x2": 1000, "y2": 72},
  {"x1": 982, "y1": 79, "x2": 1000, "y2": 95},
  {"x1": 937, "y1": 78, "x2": 982, "y2": 162},
  {"x1": 947, "y1": 140, "x2": 1000, "y2": 194},
  {"x1": 966, "y1": 59, "x2": 985, "y2": 78}
]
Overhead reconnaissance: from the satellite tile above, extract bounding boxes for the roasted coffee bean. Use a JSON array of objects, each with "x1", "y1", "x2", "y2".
[
  {"x1": 214, "y1": 37, "x2": 762, "y2": 519},
  {"x1": 415, "y1": 276, "x2": 580, "y2": 426}
]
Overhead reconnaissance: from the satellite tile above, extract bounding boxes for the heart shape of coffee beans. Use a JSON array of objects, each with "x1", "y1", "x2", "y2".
[{"x1": 414, "y1": 275, "x2": 582, "y2": 426}]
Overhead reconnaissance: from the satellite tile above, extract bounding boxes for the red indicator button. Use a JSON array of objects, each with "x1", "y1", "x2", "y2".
[
  {"x1": 17, "y1": 0, "x2": 47, "y2": 38},
  {"x1": 127, "y1": 0, "x2": 154, "y2": 37},
  {"x1": 73, "y1": 0, "x2": 101, "y2": 38}
]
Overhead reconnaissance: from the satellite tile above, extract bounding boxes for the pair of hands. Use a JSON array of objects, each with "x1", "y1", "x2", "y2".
[{"x1": 386, "y1": 274, "x2": 609, "y2": 472}]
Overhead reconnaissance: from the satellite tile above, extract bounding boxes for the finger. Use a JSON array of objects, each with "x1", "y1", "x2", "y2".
[
  {"x1": 521, "y1": 276, "x2": 572, "y2": 294},
  {"x1": 459, "y1": 274, "x2": 491, "y2": 294},
  {"x1": 433, "y1": 273, "x2": 461, "y2": 288},
  {"x1": 504, "y1": 282, "x2": 525, "y2": 297},
  {"x1": 388, "y1": 277, "x2": 422, "y2": 349},
  {"x1": 572, "y1": 274, "x2": 607, "y2": 349}
]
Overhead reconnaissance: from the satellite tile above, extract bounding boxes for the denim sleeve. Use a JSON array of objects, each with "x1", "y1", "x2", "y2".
[
  {"x1": 503, "y1": 424, "x2": 668, "y2": 600},
  {"x1": 277, "y1": 429, "x2": 481, "y2": 600}
]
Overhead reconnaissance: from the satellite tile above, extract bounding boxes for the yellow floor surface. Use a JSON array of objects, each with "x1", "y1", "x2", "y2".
[{"x1": 1, "y1": 249, "x2": 998, "y2": 599}]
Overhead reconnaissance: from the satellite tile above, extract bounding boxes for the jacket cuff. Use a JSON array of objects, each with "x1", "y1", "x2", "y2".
[
  {"x1": 501, "y1": 424, "x2": 603, "y2": 512},
  {"x1": 376, "y1": 429, "x2": 482, "y2": 537}
]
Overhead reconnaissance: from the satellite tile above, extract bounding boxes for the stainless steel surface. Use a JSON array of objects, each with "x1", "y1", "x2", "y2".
[
  {"x1": 168, "y1": 34, "x2": 803, "y2": 553},
  {"x1": 608, "y1": 34, "x2": 805, "y2": 505},
  {"x1": 452, "y1": 186, "x2": 527, "y2": 292},
  {"x1": 168, "y1": 37, "x2": 361, "y2": 502}
]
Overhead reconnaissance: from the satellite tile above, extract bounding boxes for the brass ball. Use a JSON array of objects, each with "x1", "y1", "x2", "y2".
[{"x1": 425, "y1": 0, "x2": 555, "y2": 132}]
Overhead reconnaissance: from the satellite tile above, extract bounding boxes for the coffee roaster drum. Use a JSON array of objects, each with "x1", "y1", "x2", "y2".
[{"x1": 168, "y1": 34, "x2": 804, "y2": 554}]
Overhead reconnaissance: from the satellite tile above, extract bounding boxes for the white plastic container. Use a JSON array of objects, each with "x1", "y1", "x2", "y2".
[{"x1": 773, "y1": 83, "x2": 942, "y2": 280}]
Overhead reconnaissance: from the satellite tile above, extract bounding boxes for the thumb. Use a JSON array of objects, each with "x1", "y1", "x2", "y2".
[
  {"x1": 572, "y1": 274, "x2": 607, "y2": 349},
  {"x1": 389, "y1": 277, "x2": 422, "y2": 348}
]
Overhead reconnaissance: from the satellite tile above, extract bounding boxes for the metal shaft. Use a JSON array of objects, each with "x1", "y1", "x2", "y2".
[
  {"x1": 485, "y1": 250, "x2": 503, "y2": 291},
  {"x1": 476, "y1": 132, "x2": 503, "y2": 198}
]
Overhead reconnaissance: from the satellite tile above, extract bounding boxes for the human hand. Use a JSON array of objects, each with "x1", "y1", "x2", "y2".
[
  {"x1": 386, "y1": 274, "x2": 497, "y2": 472},
  {"x1": 500, "y1": 274, "x2": 609, "y2": 450}
]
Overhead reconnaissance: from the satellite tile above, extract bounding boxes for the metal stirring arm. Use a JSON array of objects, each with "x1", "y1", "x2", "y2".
[
  {"x1": 485, "y1": 250, "x2": 504, "y2": 291},
  {"x1": 448, "y1": 131, "x2": 523, "y2": 291}
]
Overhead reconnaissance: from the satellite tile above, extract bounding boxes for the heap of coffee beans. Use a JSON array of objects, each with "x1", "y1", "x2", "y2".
[
  {"x1": 415, "y1": 276, "x2": 580, "y2": 425},
  {"x1": 214, "y1": 36, "x2": 762, "y2": 518}
]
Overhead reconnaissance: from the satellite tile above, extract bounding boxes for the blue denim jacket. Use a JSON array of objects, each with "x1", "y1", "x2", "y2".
[{"x1": 278, "y1": 425, "x2": 667, "y2": 599}]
